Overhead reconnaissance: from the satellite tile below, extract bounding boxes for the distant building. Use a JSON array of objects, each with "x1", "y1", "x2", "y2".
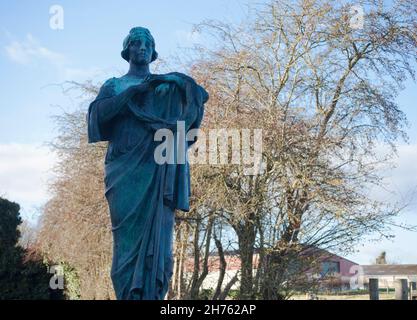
[
  {"x1": 184, "y1": 249, "x2": 254, "y2": 291},
  {"x1": 184, "y1": 247, "x2": 359, "y2": 291},
  {"x1": 359, "y1": 265, "x2": 417, "y2": 289},
  {"x1": 302, "y1": 247, "x2": 358, "y2": 291}
]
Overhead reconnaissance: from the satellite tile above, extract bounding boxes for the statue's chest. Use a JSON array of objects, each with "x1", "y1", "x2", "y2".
[
  {"x1": 113, "y1": 77, "x2": 185, "y2": 121},
  {"x1": 113, "y1": 78, "x2": 143, "y2": 95}
]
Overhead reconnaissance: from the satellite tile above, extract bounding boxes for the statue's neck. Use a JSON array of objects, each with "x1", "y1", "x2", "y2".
[{"x1": 126, "y1": 63, "x2": 151, "y2": 77}]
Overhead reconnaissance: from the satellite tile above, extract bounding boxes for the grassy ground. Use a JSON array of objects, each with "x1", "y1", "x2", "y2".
[{"x1": 290, "y1": 292, "x2": 396, "y2": 300}]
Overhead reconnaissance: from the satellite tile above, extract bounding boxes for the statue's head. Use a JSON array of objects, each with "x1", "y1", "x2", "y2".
[{"x1": 121, "y1": 27, "x2": 158, "y2": 65}]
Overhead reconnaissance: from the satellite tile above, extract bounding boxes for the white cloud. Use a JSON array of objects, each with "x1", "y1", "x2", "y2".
[
  {"x1": 63, "y1": 66, "x2": 107, "y2": 82},
  {"x1": 348, "y1": 217, "x2": 417, "y2": 265},
  {"x1": 347, "y1": 143, "x2": 417, "y2": 264},
  {"x1": 175, "y1": 29, "x2": 203, "y2": 46},
  {"x1": 0, "y1": 143, "x2": 57, "y2": 222},
  {"x1": 371, "y1": 143, "x2": 417, "y2": 210},
  {"x1": 386, "y1": 144, "x2": 417, "y2": 205},
  {"x1": 5, "y1": 34, "x2": 67, "y2": 66},
  {"x1": 4, "y1": 34, "x2": 104, "y2": 82}
]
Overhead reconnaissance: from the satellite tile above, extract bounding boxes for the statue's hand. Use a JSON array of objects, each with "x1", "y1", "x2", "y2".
[
  {"x1": 155, "y1": 83, "x2": 170, "y2": 96},
  {"x1": 127, "y1": 82, "x2": 151, "y2": 97},
  {"x1": 147, "y1": 73, "x2": 186, "y2": 91}
]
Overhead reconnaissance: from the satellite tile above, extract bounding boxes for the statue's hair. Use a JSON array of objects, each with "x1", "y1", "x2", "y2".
[{"x1": 121, "y1": 27, "x2": 158, "y2": 63}]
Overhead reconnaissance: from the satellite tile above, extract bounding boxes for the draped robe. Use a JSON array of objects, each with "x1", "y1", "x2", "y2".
[{"x1": 87, "y1": 74, "x2": 207, "y2": 300}]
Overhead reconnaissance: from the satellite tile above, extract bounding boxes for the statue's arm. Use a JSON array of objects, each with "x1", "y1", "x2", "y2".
[
  {"x1": 91, "y1": 81, "x2": 149, "y2": 124},
  {"x1": 87, "y1": 78, "x2": 150, "y2": 143},
  {"x1": 197, "y1": 84, "x2": 209, "y2": 104}
]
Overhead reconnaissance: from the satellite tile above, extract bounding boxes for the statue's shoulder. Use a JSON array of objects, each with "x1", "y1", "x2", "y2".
[
  {"x1": 100, "y1": 76, "x2": 133, "y2": 95},
  {"x1": 101, "y1": 77, "x2": 118, "y2": 88},
  {"x1": 96, "y1": 77, "x2": 117, "y2": 92},
  {"x1": 94, "y1": 77, "x2": 117, "y2": 99}
]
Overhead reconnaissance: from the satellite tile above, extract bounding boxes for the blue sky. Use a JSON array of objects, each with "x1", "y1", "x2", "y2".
[{"x1": 0, "y1": 0, "x2": 416, "y2": 265}]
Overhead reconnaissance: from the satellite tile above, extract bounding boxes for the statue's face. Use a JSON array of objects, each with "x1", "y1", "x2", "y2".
[{"x1": 128, "y1": 36, "x2": 153, "y2": 65}]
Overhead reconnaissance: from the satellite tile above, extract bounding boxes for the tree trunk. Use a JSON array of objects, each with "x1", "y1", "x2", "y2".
[{"x1": 236, "y1": 220, "x2": 256, "y2": 299}]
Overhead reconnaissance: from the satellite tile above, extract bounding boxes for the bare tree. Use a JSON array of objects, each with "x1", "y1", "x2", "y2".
[
  {"x1": 187, "y1": 0, "x2": 417, "y2": 299},
  {"x1": 37, "y1": 83, "x2": 115, "y2": 299}
]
